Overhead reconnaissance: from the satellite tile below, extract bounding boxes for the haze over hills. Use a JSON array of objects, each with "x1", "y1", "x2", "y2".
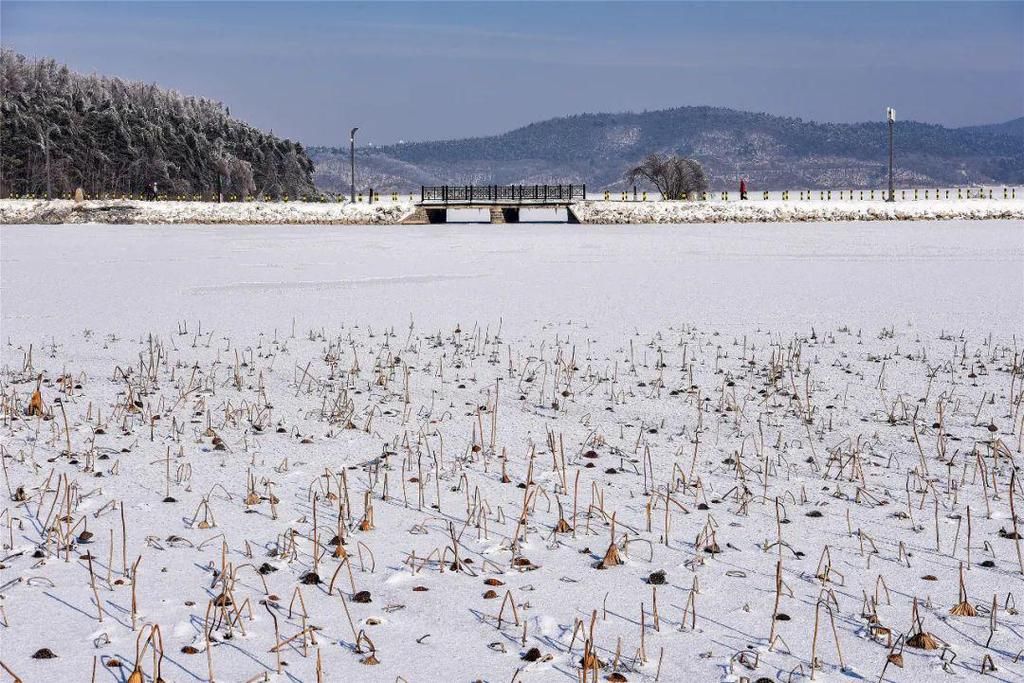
[{"x1": 309, "y1": 107, "x2": 1024, "y2": 193}]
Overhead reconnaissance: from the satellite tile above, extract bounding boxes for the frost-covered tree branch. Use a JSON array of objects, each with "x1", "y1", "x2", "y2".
[
  {"x1": 0, "y1": 50, "x2": 316, "y2": 199},
  {"x1": 625, "y1": 153, "x2": 708, "y2": 200}
]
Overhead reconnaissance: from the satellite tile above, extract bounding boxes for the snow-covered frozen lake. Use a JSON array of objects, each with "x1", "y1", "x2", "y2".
[
  {"x1": 2, "y1": 221, "x2": 1022, "y2": 339},
  {"x1": 1, "y1": 221, "x2": 1023, "y2": 683}
]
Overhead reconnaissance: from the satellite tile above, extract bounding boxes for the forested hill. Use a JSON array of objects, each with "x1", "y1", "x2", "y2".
[
  {"x1": 0, "y1": 51, "x2": 316, "y2": 198},
  {"x1": 310, "y1": 107, "x2": 1024, "y2": 191},
  {"x1": 959, "y1": 117, "x2": 1024, "y2": 138}
]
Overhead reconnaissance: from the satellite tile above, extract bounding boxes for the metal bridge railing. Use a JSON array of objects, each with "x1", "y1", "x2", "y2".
[{"x1": 420, "y1": 184, "x2": 586, "y2": 204}]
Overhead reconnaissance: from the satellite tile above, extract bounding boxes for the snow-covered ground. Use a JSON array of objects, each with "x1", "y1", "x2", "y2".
[
  {"x1": 0, "y1": 199, "x2": 413, "y2": 225},
  {"x1": 2, "y1": 222, "x2": 1023, "y2": 683},
  {"x1": 2, "y1": 196, "x2": 1023, "y2": 225},
  {"x1": 572, "y1": 198, "x2": 1024, "y2": 223}
]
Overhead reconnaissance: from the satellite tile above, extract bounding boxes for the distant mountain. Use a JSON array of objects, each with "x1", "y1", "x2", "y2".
[
  {"x1": 959, "y1": 117, "x2": 1024, "y2": 138},
  {"x1": 1, "y1": 51, "x2": 316, "y2": 199},
  {"x1": 309, "y1": 107, "x2": 1024, "y2": 191}
]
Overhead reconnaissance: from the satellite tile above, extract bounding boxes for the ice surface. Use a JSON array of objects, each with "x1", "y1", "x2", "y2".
[{"x1": 1, "y1": 221, "x2": 1021, "y2": 338}]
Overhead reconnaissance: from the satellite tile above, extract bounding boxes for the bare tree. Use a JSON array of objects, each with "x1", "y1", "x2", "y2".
[{"x1": 625, "y1": 153, "x2": 708, "y2": 200}]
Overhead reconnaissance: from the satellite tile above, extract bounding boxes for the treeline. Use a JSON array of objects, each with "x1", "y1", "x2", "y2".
[{"x1": 0, "y1": 50, "x2": 316, "y2": 199}]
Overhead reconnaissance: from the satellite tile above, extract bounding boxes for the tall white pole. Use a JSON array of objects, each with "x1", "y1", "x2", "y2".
[
  {"x1": 886, "y1": 108, "x2": 896, "y2": 202},
  {"x1": 350, "y1": 127, "x2": 359, "y2": 202}
]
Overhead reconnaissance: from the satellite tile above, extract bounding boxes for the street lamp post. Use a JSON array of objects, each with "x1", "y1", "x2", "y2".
[
  {"x1": 886, "y1": 107, "x2": 896, "y2": 202},
  {"x1": 349, "y1": 127, "x2": 359, "y2": 203}
]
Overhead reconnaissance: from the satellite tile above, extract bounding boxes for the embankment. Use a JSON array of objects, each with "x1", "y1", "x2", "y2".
[
  {"x1": 0, "y1": 199, "x2": 413, "y2": 225},
  {"x1": 569, "y1": 199, "x2": 1024, "y2": 223},
  {"x1": 3, "y1": 198, "x2": 1023, "y2": 225}
]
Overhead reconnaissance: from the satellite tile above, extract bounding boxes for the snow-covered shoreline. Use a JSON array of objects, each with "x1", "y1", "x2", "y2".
[
  {"x1": 0, "y1": 198, "x2": 414, "y2": 225},
  {"x1": 572, "y1": 198, "x2": 1024, "y2": 223},
  {"x1": 2, "y1": 197, "x2": 1023, "y2": 225}
]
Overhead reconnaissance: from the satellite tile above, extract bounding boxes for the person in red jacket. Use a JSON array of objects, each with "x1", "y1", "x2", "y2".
[{"x1": 739, "y1": 178, "x2": 748, "y2": 200}]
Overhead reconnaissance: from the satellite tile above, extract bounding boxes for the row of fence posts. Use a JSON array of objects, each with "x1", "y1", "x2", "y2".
[
  {"x1": 601, "y1": 187, "x2": 1017, "y2": 201},
  {"x1": 4, "y1": 187, "x2": 1019, "y2": 202}
]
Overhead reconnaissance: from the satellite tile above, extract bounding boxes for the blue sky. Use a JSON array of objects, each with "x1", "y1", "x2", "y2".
[{"x1": 3, "y1": 1, "x2": 1022, "y2": 145}]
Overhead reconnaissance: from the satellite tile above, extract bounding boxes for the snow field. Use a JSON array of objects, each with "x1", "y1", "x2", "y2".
[{"x1": 1, "y1": 221, "x2": 1022, "y2": 682}]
